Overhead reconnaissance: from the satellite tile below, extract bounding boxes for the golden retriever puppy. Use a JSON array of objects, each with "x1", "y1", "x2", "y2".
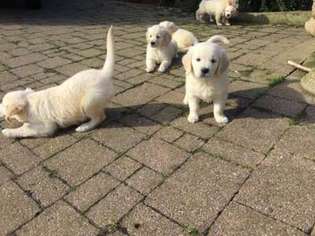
[
  {"x1": 182, "y1": 35, "x2": 230, "y2": 124},
  {"x1": 196, "y1": 0, "x2": 237, "y2": 26},
  {"x1": 145, "y1": 25, "x2": 177, "y2": 73},
  {"x1": 159, "y1": 21, "x2": 198, "y2": 52},
  {"x1": 0, "y1": 27, "x2": 115, "y2": 138}
]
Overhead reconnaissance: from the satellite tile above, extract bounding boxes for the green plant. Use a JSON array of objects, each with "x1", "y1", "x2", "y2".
[{"x1": 268, "y1": 76, "x2": 285, "y2": 87}]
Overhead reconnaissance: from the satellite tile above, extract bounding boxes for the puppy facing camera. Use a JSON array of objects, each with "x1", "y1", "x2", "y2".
[
  {"x1": 182, "y1": 35, "x2": 230, "y2": 125},
  {"x1": 145, "y1": 25, "x2": 177, "y2": 73}
]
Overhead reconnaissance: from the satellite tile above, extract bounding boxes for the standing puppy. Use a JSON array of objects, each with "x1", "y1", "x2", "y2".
[
  {"x1": 146, "y1": 25, "x2": 177, "y2": 73},
  {"x1": 196, "y1": 0, "x2": 237, "y2": 26},
  {"x1": 0, "y1": 27, "x2": 115, "y2": 138},
  {"x1": 159, "y1": 21, "x2": 198, "y2": 53},
  {"x1": 182, "y1": 35, "x2": 230, "y2": 124}
]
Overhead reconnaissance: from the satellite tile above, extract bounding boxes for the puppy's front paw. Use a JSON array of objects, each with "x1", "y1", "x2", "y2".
[
  {"x1": 216, "y1": 23, "x2": 223, "y2": 26},
  {"x1": 187, "y1": 113, "x2": 199, "y2": 123},
  {"x1": 225, "y1": 22, "x2": 231, "y2": 26},
  {"x1": 215, "y1": 115, "x2": 229, "y2": 124},
  {"x1": 158, "y1": 66, "x2": 167, "y2": 73},
  {"x1": 2, "y1": 129, "x2": 16, "y2": 138},
  {"x1": 146, "y1": 67, "x2": 154, "y2": 73}
]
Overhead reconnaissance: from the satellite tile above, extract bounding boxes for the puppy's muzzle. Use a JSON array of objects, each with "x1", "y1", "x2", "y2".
[
  {"x1": 150, "y1": 41, "x2": 156, "y2": 47},
  {"x1": 226, "y1": 13, "x2": 231, "y2": 18},
  {"x1": 201, "y1": 68, "x2": 209, "y2": 75}
]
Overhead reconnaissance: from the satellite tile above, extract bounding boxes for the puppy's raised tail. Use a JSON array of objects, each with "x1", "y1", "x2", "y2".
[
  {"x1": 102, "y1": 26, "x2": 114, "y2": 78},
  {"x1": 207, "y1": 35, "x2": 229, "y2": 45}
]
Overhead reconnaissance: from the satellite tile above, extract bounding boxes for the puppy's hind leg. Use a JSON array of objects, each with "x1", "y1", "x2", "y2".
[
  {"x1": 2, "y1": 122, "x2": 57, "y2": 138},
  {"x1": 76, "y1": 94, "x2": 106, "y2": 132}
]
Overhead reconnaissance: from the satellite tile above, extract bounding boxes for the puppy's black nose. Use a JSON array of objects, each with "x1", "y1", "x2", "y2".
[
  {"x1": 151, "y1": 42, "x2": 155, "y2": 46},
  {"x1": 201, "y1": 68, "x2": 209, "y2": 74}
]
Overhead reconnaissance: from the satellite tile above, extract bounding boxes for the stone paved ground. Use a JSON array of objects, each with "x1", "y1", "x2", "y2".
[{"x1": 1, "y1": 0, "x2": 315, "y2": 235}]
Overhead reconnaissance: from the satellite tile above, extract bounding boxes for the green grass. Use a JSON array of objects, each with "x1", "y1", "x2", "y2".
[
  {"x1": 185, "y1": 226, "x2": 200, "y2": 235},
  {"x1": 268, "y1": 76, "x2": 285, "y2": 87}
]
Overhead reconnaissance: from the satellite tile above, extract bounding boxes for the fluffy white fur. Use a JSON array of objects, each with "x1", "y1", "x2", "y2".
[
  {"x1": 159, "y1": 21, "x2": 198, "y2": 53},
  {"x1": 196, "y1": 0, "x2": 237, "y2": 26},
  {"x1": 146, "y1": 25, "x2": 177, "y2": 73},
  {"x1": 182, "y1": 35, "x2": 230, "y2": 124},
  {"x1": 0, "y1": 27, "x2": 115, "y2": 138}
]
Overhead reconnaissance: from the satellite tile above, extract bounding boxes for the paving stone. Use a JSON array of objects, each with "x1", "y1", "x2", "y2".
[
  {"x1": 302, "y1": 106, "x2": 315, "y2": 125},
  {"x1": 55, "y1": 62, "x2": 89, "y2": 76},
  {"x1": 32, "y1": 134, "x2": 77, "y2": 160},
  {"x1": 272, "y1": 126, "x2": 315, "y2": 161},
  {"x1": 17, "y1": 166, "x2": 69, "y2": 207},
  {"x1": 229, "y1": 80, "x2": 268, "y2": 99},
  {"x1": 253, "y1": 95, "x2": 306, "y2": 117},
  {"x1": 203, "y1": 138, "x2": 265, "y2": 168},
  {"x1": 0, "y1": 70, "x2": 17, "y2": 84},
  {"x1": 153, "y1": 126, "x2": 183, "y2": 143},
  {"x1": 120, "y1": 113, "x2": 161, "y2": 136},
  {"x1": 0, "y1": 142, "x2": 41, "y2": 175},
  {"x1": 146, "y1": 153, "x2": 249, "y2": 232},
  {"x1": 121, "y1": 203, "x2": 185, "y2": 236},
  {"x1": 209, "y1": 202, "x2": 304, "y2": 236},
  {"x1": 104, "y1": 155, "x2": 142, "y2": 181},
  {"x1": 11, "y1": 64, "x2": 44, "y2": 77},
  {"x1": 127, "y1": 138, "x2": 189, "y2": 175},
  {"x1": 217, "y1": 108, "x2": 290, "y2": 153},
  {"x1": 37, "y1": 57, "x2": 71, "y2": 69},
  {"x1": 17, "y1": 200, "x2": 98, "y2": 236},
  {"x1": 235, "y1": 148, "x2": 315, "y2": 233},
  {"x1": 126, "y1": 167, "x2": 164, "y2": 195},
  {"x1": 0, "y1": 165, "x2": 13, "y2": 186},
  {"x1": 0, "y1": 181, "x2": 40, "y2": 235},
  {"x1": 113, "y1": 83, "x2": 169, "y2": 107},
  {"x1": 174, "y1": 133, "x2": 205, "y2": 152},
  {"x1": 92, "y1": 122, "x2": 146, "y2": 153},
  {"x1": 136, "y1": 101, "x2": 166, "y2": 117},
  {"x1": 6, "y1": 53, "x2": 47, "y2": 68},
  {"x1": 151, "y1": 105, "x2": 184, "y2": 124},
  {"x1": 172, "y1": 117, "x2": 219, "y2": 139},
  {"x1": 44, "y1": 139, "x2": 116, "y2": 186},
  {"x1": 65, "y1": 172, "x2": 120, "y2": 212},
  {"x1": 76, "y1": 48, "x2": 103, "y2": 58},
  {"x1": 87, "y1": 184, "x2": 143, "y2": 227}
]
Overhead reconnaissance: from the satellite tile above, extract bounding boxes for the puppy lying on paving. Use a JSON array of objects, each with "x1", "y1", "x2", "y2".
[
  {"x1": 182, "y1": 35, "x2": 230, "y2": 124},
  {"x1": 0, "y1": 27, "x2": 114, "y2": 138},
  {"x1": 145, "y1": 25, "x2": 177, "y2": 73},
  {"x1": 159, "y1": 21, "x2": 198, "y2": 53},
  {"x1": 196, "y1": 0, "x2": 237, "y2": 26}
]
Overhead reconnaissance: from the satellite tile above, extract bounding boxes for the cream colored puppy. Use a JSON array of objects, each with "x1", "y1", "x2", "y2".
[
  {"x1": 0, "y1": 27, "x2": 115, "y2": 138},
  {"x1": 159, "y1": 21, "x2": 198, "y2": 53},
  {"x1": 146, "y1": 25, "x2": 177, "y2": 73},
  {"x1": 196, "y1": 0, "x2": 237, "y2": 26},
  {"x1": 182, "y1": 35, "x2": 230, "y2": 124}
]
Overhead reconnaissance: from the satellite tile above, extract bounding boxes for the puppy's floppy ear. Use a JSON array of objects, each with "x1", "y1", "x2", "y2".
[
  {"x1": 216, "y1": 50, "x2": 229, "y2": 75},
  {"x1": 182, "y1": 51, "x2": 193, "y2": 74},
  {"x1": 7, "y1": 99, "x2": 28, "y2": 117},
  {"x1": 161, "y1": 31, "x2": 172, "y2": 47}
]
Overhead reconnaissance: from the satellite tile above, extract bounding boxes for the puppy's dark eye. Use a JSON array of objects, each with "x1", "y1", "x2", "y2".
[
  {"x1": 150, "y1": 35, "x2": 152, "y2": 38},
  {"x1": 211, "y1": 59, "x2": 217, "y2": 63},
  {"x1": 196, "y1": 58, "x2": 201, "y2": 62},
  {"x1": 156, "y1": 35, "x2": 160, "y2": 39}
]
